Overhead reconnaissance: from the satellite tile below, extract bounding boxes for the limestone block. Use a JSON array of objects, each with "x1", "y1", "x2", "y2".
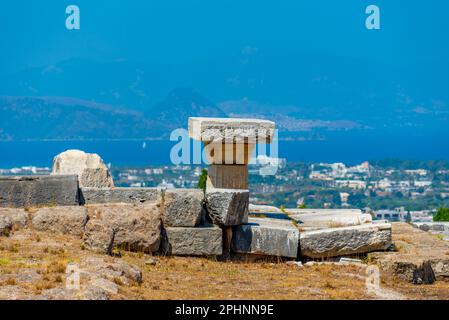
[
  {"x1": 31, "y1": 206, "x2": 88, "y2": 236},
  {"x1": 299, "y1": 223, "x2": 392, "y2": 259},
  {"x1": 0, "y1": 175, "x2": 79, "y2": 208},
  {"x1": 80, "y1": 187, "x2": 160, "y2": 205},
  {"x1": 0, "y1": 215, "x2": 11, "y2": 236},
  {"x1": 232, "y1": 217, "x2": 300, "y2": 258},
  {"x1": 249, "y1": 204, "x2": 282, "y2": 213},
  {"x1": 163, "y1": 227, "x2": 222, "y2": 256},
  {"x1": 0, "y1": 208, "x2": 28, "y2": 228},
  {"x1": 52, "y1": 149, "x2": 114, "y2": 188},
  {"x1": 205, "y1": 188, "x2": 249, "y2": 226},
  {"x1": 412, "y1": 222, "x2": 449, "y2": 233},
  {"x1": 285, "y1": 208, "x2": 362, "y2": 215},
  {"x1": 188, "y1": 117, "x2": 275, "y2": 143},
  {"x1": 163, "y1": 188, "x2": 204, "y2": 227},
  {"x1": 287, "y1": 209, "x2": 372, "y2": 229},
  {"x1": 0, "y1": 208, "x2": 28, "y2": 236},
  {"x1": 83, "y1": 203, "x2": 162, "y2": 254}
]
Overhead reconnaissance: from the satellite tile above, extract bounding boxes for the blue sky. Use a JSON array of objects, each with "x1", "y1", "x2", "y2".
[
  {"x1": 0, "y1": 0, "x2": 448, "y2": 121},
  {"x1": 1, "y1": 0, "x2": 448, "y2": 74},
  {"x1": 0, "y1": 1, "x2": 448, "y2": 160}
]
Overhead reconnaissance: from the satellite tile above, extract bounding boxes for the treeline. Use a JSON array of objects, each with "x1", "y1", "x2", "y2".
[{"x1": 369, "y1": 159, "x2": 449, "y2": 171}]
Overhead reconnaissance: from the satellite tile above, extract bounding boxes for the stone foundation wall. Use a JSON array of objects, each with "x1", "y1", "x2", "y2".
[{"x1": 0, "y1": 174, "x2": 392, "y2": 260}]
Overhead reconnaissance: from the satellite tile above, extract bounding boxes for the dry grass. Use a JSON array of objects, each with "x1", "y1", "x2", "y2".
[
  {"x1": 1, "y1": 227, "x2": 449, "y2": 300},
  {"x1": 118, "y1": 255, "x2": 371, "y2": 300},
  {"x1": 380, "y1": 273, "x2": 449, "y2": 300}
]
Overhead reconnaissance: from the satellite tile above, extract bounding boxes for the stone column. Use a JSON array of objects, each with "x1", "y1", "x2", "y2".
[
  {"x1": 189, "y1": 117, "x2": 276, "y2": 260},
  {"x1": 188, "y1": 117, "x2": 275, "y2": 190}
]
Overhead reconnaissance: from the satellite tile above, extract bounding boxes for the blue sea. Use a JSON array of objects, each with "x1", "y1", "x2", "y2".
[{"x1": 1, "y1": 130, "x2": 448, "y2": 168}]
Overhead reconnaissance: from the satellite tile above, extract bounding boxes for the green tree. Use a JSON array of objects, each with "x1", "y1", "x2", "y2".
[{"x1": 433, "y1": 207, "x2": 449, "y2": 222}]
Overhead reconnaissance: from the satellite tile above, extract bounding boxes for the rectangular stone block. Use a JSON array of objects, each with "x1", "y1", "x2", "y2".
[
  {"x1": 83, "y1": 203, "x2": 162, "y2": 254},
  {"x1": 232, "y1": 217, "x2": 299, "y2": 258},
  {"x1": 163, "y1": 189, "x2": 204, "y2": 227},
  {"x1": 288, "y1": 209, "x2": 372, "y2": 229},
  {"x1": 249, "y1": 204, "x2": 282, "y2": 213},
  {"x1": 205, "y1": 188, "x2": 249, "y2": 226},
  {"x1": 163, "y1": 227, "x2": 222, "y2": 256},
  {"x1": 285, "y1": 208, "x2": 362, "y2": 215},
  {"x1": 80, "y1": 187, "x2": 160, "y2": 205},
  {"x1": 188, "y1": 117, "x2": 275, "y2": 143},
  {"x1": 0, "y1": 175, "x2": 79, "y2": 208},
  {"x1": 31, "y1": 206, "x2": 88, "y2": 236},
  {"x1": 207, "y1": 165, "x2": 248, "y2": 189},
  {"x1": 412, "y1": 222, "x2": 449, "y2": 232},
  {"x1": 299, "y1": 223, "x2": 392, "y2": 259},
  {"x1": 0, "y1": 208, "x2": 28, "y2": 236}
]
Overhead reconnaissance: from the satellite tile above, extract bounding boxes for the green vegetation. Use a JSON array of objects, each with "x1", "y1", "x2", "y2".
[
  {"x1": 433, "y1": 207, "x2": 449, "y2": 222},
  {"x1": 368, "y1": 159, "x2": 449, "y2": 171},
  {"x1": 197, "y1": 169, "x2": 208, "y2": 192},
  {"x1": 247, "y1": 161, "x2": 449, "y2": 210}
]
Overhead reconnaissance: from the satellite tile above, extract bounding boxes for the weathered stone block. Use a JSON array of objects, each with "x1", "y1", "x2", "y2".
[
  {"x1": 206, "y1": 188, "x2": 249, "y2": 226},
  {"x1": 285, "y1": 208, "x2": 363, "y2": 215},
  {"x1": 0, "y1": 215, "x2": 11, "y2": 236},
  {"x1": 232, "y1": 217, "x2": 299, "y2": 258},
  {"x1": 80, "y1": 187, "x2": 160, "y2": 205},
  {"x1": 188, "y1": 117, "x2": 275, "y2": 143},
  {"x1": 249, "y1": 204, "x2": 282, "y2": 213},
  {"x1": 163, "y1": 189, "x2": 204, "y2": 227},
  {"x1": 288, "y1": 209, "x2": 372, "y2": 229},
  {"x1": 207, "y1": 165, "x2": 248, "y2": 189},
  {"x1": 299, "y1": 223, "x2": 392, "y2": 259},
  {"x1": 412, "y1": 222, "x2": 449, "y2": 233},
  {"x1": 0, "y1": 175, "x2": 79, "y2": 208},
  {"x1": 163, "y1": 227, "x2": 222, "y2": 256},
  {"x1": 0, "y1": 208, "x2": 28, "y2": 236},
  {"x1": 0, "y1": 208, "x2": 28, "y2": 228},
  {"x1": 52, "y1": 149, "x2": 114, "y2": 188},
  {"x1": 31, "y1": 206, "x2": 88, "y2": 236},
  {"x1": 83, "y1": 203, "x2": 162, "y2": 254}
]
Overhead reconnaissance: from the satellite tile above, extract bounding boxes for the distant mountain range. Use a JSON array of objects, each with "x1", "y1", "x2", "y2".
[
  {"x1": 0, "y1": 89, "x2": 226, "y2": 140},
  {"x1": 0, "y1": 58, "x2": 447, "y2": 140}
]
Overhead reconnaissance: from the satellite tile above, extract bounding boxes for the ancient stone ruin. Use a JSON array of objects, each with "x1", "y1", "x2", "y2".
[{"x1": 0, "y1": 117, "x2": 392, "y2": 261}]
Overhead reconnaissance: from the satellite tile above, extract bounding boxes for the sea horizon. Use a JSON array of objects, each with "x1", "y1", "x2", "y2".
[{"x1": 1, "y1": 131, "x2": 448, "y2": 168}]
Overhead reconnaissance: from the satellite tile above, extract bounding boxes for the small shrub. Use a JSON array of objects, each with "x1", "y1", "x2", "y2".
[
  {"x1": 433, "y1": 207, "x2": 449, "y2": 222},
  {"x1": 197, "y1": 169, "x2": 208, "y2": 192}
]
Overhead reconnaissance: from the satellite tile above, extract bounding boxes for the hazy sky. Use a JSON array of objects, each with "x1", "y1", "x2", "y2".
[{"x1": 1, "y1": 0, "x2": 448, "y2": 74}]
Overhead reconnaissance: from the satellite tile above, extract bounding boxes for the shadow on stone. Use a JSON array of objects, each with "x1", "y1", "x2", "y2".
[{"x1": 413, "y1": 261, "x2": 436, "y2": 285}]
